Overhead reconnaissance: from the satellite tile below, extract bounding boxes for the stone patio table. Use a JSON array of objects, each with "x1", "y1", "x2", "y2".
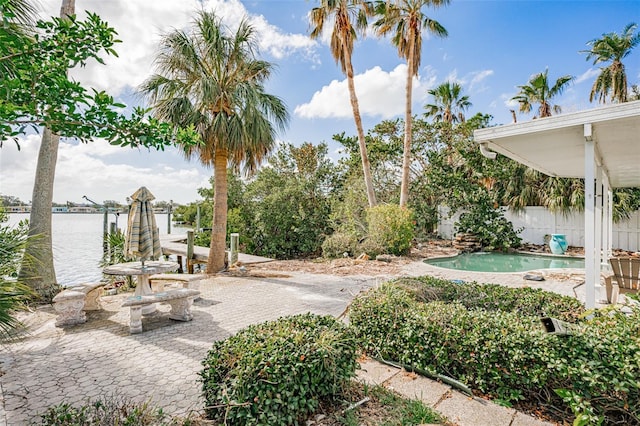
[{"x1": 103, "y1": 260, "x2": 178, "y2": 314}]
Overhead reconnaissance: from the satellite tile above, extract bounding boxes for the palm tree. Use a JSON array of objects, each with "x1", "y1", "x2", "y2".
[
  {"x1": 19, "y1": 0, "x2": 75, "y2": 302},
  {"x1": 310, "y1": 0, "x2": 377, "y2": 207},
  {"x1": 581, "y1": 23, "x2": 640, "y2": 104},
  {"x1": 510, "y1": 69, "x2": 573, "y2": 118},
  {"x1": 141, "y1": 11, "x2": 288, "y2": 273},
  {"x1": 424, "y1": 81, "x2": 471, "y2": 123},
  {"x1": 373, "y1": 0, "x2": 449, "y2": 207}
]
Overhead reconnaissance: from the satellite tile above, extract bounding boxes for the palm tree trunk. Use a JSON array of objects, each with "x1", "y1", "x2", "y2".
[
  {"x1": 344, "y1": 50, "x2": 376, "y2": 207},
  {"x1": 207, "y1": 148, "x2": 228, "y2": 273},
  {"x1": 399, "y1": 54, "x2": 414, "y2": 207},
  {"x1": 19, "y1": 0, "x2": 75, "y2": 302}
]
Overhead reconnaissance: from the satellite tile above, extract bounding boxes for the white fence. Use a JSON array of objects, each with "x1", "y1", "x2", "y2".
[{"x1": 437, "y1": 206, "x2": 640, "y2": 252}]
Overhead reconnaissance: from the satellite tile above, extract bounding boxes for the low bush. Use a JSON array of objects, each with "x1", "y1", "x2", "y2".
[
  {"x1": 392, "y1": 276, "x2": 585, "y2": 321},
  {"x1": 200, "y1": 313, "x2": 357, "y2": 425},
  {"x1": 355, "y1": 238, "x2": 386, "y2": 258},
  {"x1": 366, "y1": 204, "x2": 414, "y2": 256},
  {"x1": 37, "y1": 395, "x2": 180, "y2": 425},
  {"x1": 455, "y1": 204, "x2": 522, "y2": 251},
  {"x1": 350, "y1": 280, "x2": 640, "y2": 424},
  {"x1": 322, "y1": 231, "x2": 359, "y2": 258}
]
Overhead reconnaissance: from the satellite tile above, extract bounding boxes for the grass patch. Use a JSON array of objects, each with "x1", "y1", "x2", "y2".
[{"x1": 313, "y1": 382, "x2": 448, "y2": 425}]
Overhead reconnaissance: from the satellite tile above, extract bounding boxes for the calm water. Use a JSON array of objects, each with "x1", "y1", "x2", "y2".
[
  {"x1": 424, "y1": 251, "x2": 585, "y2": 273},
  {"x1": 7, "y1": 213, "x2": 186, "y2": 285}
]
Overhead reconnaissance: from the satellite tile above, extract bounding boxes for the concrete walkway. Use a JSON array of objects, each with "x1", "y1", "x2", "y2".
[
  {"x1": 357, "y1": 358, "x2": 553, "y2": 426},
  {"x1": 0, "y1": 262, "x2": 585, "y2": 425}
]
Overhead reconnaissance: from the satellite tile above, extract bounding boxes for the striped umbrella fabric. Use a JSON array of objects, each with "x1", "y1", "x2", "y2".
[{"x1": 125, "y1": 186, "x2": 162, "y2": 263}]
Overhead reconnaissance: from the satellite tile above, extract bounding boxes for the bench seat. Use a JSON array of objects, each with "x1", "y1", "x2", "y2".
[
  {"x1": 149, "y1": 273, "x2": 207, "y2": 292},
  {"x1": 53, "y1": 282, "x2": 105, "y2": 326},
  {"x1": 122, "y1": 288, "x2": 200, "y2": 334}
]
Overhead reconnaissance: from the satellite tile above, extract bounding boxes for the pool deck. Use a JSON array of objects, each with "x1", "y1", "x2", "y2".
[{"x1": 0, "y1": 260, "x2": 606, "y2": 425}]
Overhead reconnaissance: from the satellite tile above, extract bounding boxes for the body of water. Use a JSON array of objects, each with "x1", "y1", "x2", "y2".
[
  {"x1": 7, "y1": 213, "x2": 187, "y2": 285},
  {"x1": 424, "y1": 251, "x2": 585, "y2": 273}
]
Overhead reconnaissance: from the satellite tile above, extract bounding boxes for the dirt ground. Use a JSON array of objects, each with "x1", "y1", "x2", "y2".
[
  {"x1": 231, "y1": 239, "x2": 638, "y2": 278},
  {"x1": 235, "y1": 240, "x2": 459, "y2": 277}
]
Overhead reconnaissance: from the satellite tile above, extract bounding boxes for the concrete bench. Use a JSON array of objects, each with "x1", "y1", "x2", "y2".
[
  {"x1": 121, "y1": 288, "x2": 200, "y2": 334},
  {"x1": 149, "y1": 273, "x2": 207, "y2": 292},
  {"x1": 52, "y1": 283, "x2": 105, "y2": 327}
]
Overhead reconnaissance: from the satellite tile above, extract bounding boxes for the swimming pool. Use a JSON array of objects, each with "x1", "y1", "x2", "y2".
[{"x1": 424, "y1": 252, "x2": 585, "y2": 273}]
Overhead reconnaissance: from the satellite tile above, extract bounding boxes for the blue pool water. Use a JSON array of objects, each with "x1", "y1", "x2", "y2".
[{"x1": 424, "y1": 252, "x2": 585, "y2": 273}]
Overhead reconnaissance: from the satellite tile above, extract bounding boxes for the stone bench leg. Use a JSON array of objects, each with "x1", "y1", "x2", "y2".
[
  {"x1": 129, "y1": 306, "x2": 143, "y2": 334},
  {"x1": 53, "y1": 291, "x2": 86, "y2": 327},
  {"x1": 166, "y1": 298, "x2": 194, "y2": 322},
  {"x1": 84, "y1": 286, "x2": 103, "y2": 311}
]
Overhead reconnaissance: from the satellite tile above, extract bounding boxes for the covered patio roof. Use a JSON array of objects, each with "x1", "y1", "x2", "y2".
[
  {"x1": 474, "y1": 100, "x2": 640, "y2": 308},
  {"x1": 475, "y1": 101, "x2": 640, "y2": 188}
]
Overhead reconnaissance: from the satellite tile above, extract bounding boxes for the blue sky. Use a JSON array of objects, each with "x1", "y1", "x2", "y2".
[{"x1": 1, "y1": 0, "x2": 639, "y2": 205}]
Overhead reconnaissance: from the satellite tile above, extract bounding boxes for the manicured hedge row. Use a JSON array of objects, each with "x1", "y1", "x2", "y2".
[
  {"x1": 200, "y1": 313, "x2": 357, "y2": 425},
  {"x1": 392, "y1": 276, "x2": 585, "y2": 321},
  {"x1": 350, "y1": 279, "x2": 640, "y2": 424}
]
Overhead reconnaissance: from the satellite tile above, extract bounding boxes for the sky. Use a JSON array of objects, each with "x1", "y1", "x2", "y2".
[{"x1": 1, "y1": 0, "x2": 639, "y2": 206}]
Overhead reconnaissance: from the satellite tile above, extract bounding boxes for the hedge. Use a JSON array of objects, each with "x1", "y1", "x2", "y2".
[
  {"x1": 350, "y1": 279, "x2": 640, "y2": 424},
  {"x1": 200, "y1": 314, "x2": 357, "y2": 425}
]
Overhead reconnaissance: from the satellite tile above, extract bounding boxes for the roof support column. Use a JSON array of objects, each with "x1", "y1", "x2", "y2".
[
  {"x1": 584, "y1": 123, "x2": 596, "y2": 308},
  {"x1": 601, "y1": 172, "x2": 612, "y2": 262},
  {"x1": 596, "y1": 165, "x2": 603, "y2": 278}
]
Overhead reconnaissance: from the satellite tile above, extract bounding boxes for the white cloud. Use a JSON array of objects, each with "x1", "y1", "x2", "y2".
[
  {"x1": 294, "y1": 64, "x2": 437, "y2": 120},
  {"x1": 1, "y1": 135, "x2": 211, "y2": 205},
  {"x1": 502, "y1": 93, "x2": 519, "y2": 109},
  {"x1": 38, "y1": 0, "x2": 317, "y2": 97},
  {"x1": 575, "y1": 68, "x2": 600, "y2": 84},
  {"x1": 442, "y1": 69, "x2": 493, "y2": 93},
  {"x1": 468, "y1": 70, "x2": 494, "y2": 91}
]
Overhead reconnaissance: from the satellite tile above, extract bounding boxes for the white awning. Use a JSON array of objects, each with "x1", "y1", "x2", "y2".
[{"x1": 474, "y1": 100, "x2": 640, "y2": 308}]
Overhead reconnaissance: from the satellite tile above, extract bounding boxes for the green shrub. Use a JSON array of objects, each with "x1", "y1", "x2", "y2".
[
  {"x1": 366, "y1": 204, "x2": 414, "y2": 256},
  {"x1": 37, "y1": 395, "x2": 178, "y2": 425},
  {"x1": 0, "y1": 208, "x2": 34, "y2": 337},
  {"x1": 322, "y1": 231, "x2": 359, "y2": 258},
  {"x1": 392, "y1": 276, "x2": 584, "y2": 321},
  {"x1": 455, "y1": 204, "x2": 522, "y2": 251},
  {"x1": 350, "y1": 280, "x2": 640, "y2": 423},
  {"x1": 356, "y1": 238, "x2": 386, "y2": 258},
  {"x1": 200, "y1": 314, "x2": 357, "y2": 425}
]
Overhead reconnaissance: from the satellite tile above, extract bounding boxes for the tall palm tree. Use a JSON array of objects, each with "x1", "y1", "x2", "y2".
[
  {"x1": 310, "y1": 0, "x2": 377, "y2": 207},
  {"x1": 582, "y1": 23, "x2": 640, "y2": 104},
  {"x1": 373, "y1": 0, "x2": 449, "y2": 207},
  {"x1": 19, "y1": 0, "x2": 75, "y2": 302},
  {"x1": 510, "y1": 69, "x2": 573, "y2": 118},
  {"x1": 424, "y1": 81, "x2": 471, "y2": 123},
  {"x1": 141, "y1": 11, "x2": 288, "y2": 272}
]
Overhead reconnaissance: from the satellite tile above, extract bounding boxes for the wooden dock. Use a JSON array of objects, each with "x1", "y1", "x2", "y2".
[{"x1": 160, "y1": 234, "x2": 272, "y2": 272}]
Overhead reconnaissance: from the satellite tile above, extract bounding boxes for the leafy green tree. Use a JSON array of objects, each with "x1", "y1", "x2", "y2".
[
  {"x1": 0, "y1": 195, "x2": 26, "y2": 206},
  {"x1": 424, "y1": 81, "x2": 472, "y2": 123},
  {"x1": 373, "y1": 0, "x2": 449, "y2": 207},
  {"x1": 141, "y1": 11, "x2": 288, "y2": 272},
  {"x1": 310, "y1": 0, "x2": 377, "y2": 207},
  {"x1": 510, "y1": 68, "x2": 573, "y2": 118},
  {"x1": 582, "y1": 23, "x2": 639, "y2": 104},
  {"x1": 4, "y1": 0, "x2": 198, "y2": 301},
  {"x1": 1, "y1": 0, "x2": 188, "y2": 148},
  {"x1": 246, "y1": 143, "x2": 339, "y2": 258}
]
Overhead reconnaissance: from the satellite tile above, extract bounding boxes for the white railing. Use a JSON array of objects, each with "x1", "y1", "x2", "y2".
[{"x1": 437, "y1": 206, "x2": 640, "y2": 252}]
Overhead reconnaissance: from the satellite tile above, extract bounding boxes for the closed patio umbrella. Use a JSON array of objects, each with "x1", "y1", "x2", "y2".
[{"x1": 125, "y1": 186, "x2": 162, "y2": 267}]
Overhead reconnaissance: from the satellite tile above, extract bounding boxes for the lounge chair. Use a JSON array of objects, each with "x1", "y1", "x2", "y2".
[{"x1": 604, "y1": 257, "x2": 640, "y2": 304}]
